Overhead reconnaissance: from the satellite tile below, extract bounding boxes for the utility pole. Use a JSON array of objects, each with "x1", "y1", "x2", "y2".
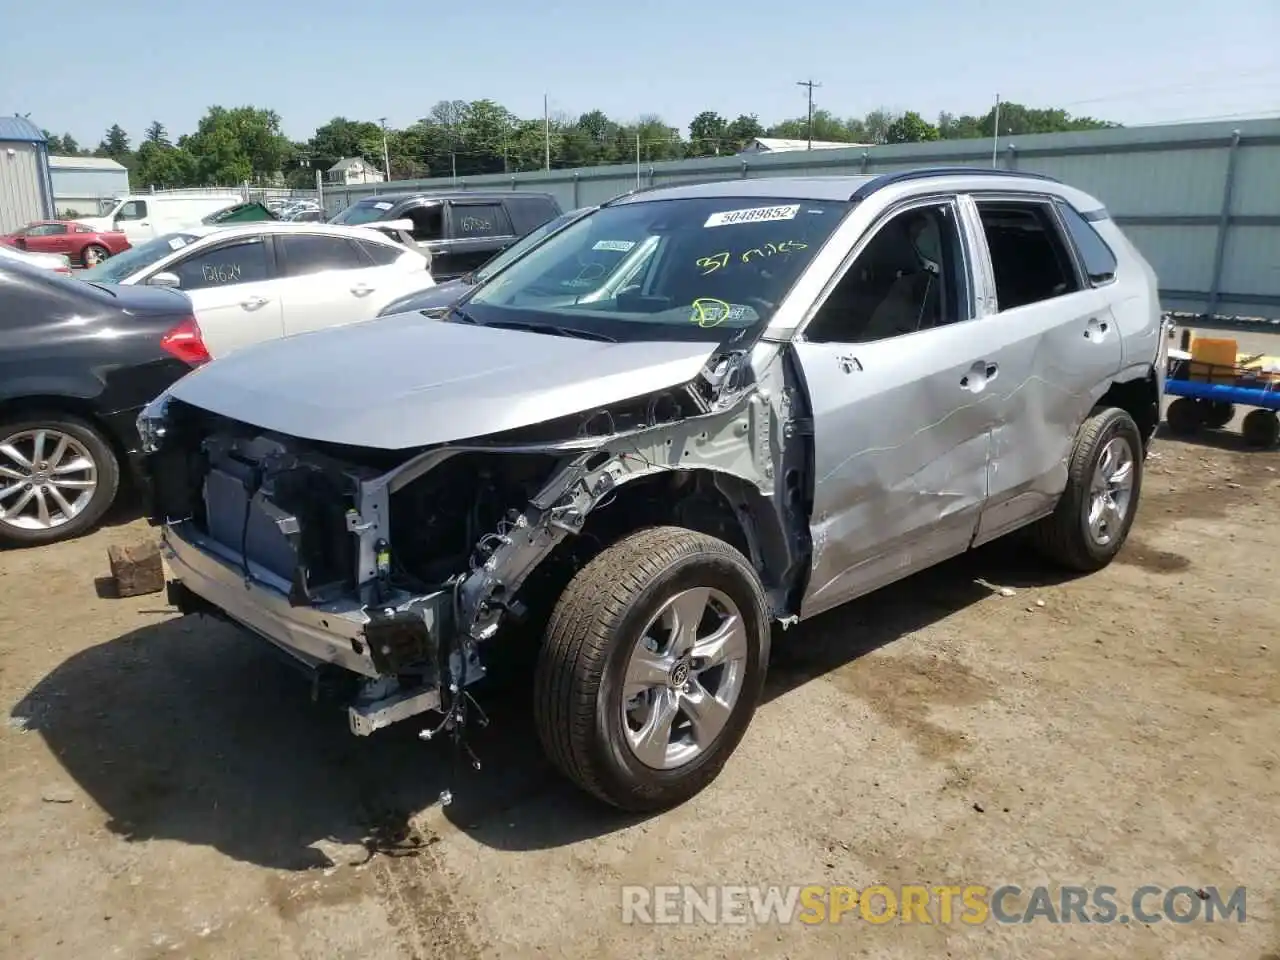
[
  {"x1": 544, "y1": 93, "x2": 551, "y2": 171},
  {"x1": 378, "y1": 117, "x2": 391, "y2": 182},
  {"x1": 991, "y1": 94, "x2": 1002, "y2": 167},
  {"x1": 796, "y1": 79, "x2": 821, "y2": 150},
  {"x1": 636, "y1": 131, "x2": 641, "y2": 188}
]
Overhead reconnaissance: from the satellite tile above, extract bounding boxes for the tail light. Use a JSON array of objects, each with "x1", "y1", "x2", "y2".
[{"x1": 160, "y1": 316, "x2": 211, "y2": 366}]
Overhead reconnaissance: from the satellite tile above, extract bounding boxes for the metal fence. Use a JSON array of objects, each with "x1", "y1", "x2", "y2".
[{"x1": 318, "y1": 117, "x2": 1280, "y2": 321}]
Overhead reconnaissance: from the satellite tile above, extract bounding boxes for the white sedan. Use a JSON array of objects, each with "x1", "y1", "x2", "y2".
[
  {"x1": 0, "y1": 243, "x2": 73, "y2": 274},
  {"x1": 79, "y1": 222, "x2": 436, "y2": 358}
]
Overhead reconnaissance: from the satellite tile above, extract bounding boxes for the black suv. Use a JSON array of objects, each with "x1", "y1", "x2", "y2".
[{"x1": 329, "y1": 190, "x2": 562, "y2": 281}]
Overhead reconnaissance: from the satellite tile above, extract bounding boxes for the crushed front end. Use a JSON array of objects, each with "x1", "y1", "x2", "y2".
[{"x1": 135, "y1": 352, "x2": 781, "y2": 759}]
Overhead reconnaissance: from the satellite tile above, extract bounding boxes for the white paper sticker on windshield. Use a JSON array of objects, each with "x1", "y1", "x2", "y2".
[
  {"x1": 592, "y1": 239, "x2": 635, "y2": 252},
  {"x1": 373, "y1": 201, "x2": 393, "y2": 210},
  {"x1": 704, "y1": 204, "x2": 800, "y2": 228},
  {"x1": 168, "y1": 237, "x2": 188, "y2": 250}
]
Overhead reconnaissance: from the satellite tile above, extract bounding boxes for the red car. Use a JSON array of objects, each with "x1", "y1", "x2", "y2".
[{"x1": 0, "y1": 220, "x2": 131, "y2": 268}]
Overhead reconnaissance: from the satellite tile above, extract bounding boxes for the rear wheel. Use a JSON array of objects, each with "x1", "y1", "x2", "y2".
[
  {"x1": 81, "y1": 243, "x2": 109, "y2": 268},
  {"x1": 533, "y1": 526, "x2": 769, "y2": 812},
  {"x1": 0, "y1": 414, "x2": 120, "y2": 547},
  {"x1": 1031, "y1": 407, "x2": 1143, "y2": 572}
]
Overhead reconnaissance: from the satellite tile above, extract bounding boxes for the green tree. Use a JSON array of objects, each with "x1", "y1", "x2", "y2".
[
  {"x1": 60, "y1": 133, "x2": 81, "y2": 155},
  {"x1": 185, "y1": 106, "x2": 289, "y2": 183},
  {"x1": 144, "y1": 121, "x2": 170, "y2": 146},
  {"x1": 96, "y1": 124, "x2": 130, "y2": 161},
  {"x1": 687, "y1": 111, "x2": 728, "y2": 156},
  {"x1": 134, "y1": 140, "x2": 195, "y2": 188},
  {"x1": 725, "y1": 114, "x2": 764, "y2": 151},
  {"x1": 885, "y1": 111, "x2": 940, "y2": 143}
]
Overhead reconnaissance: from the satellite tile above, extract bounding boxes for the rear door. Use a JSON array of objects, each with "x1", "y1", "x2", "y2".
[
  {"x1": 274, "y1": 231, "x2": 397, "y2": 337},
  {"x1": 19, "y1": 224, "x2": 71, "y2": 255},
  {"x1": 163, "y1": 234, "x2": 284, "y2": 357},
  {"x1": 963, "y1": 193, "x2": 1124, "y2": 545}
]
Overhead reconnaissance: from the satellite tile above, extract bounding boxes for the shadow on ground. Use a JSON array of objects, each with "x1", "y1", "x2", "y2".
[{"x1": 11, "y1": 538, "x2": 1072, "y2": 870}]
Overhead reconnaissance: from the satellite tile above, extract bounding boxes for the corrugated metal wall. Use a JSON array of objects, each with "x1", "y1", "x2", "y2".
[
  {"x1": 0, "y1": 142, "x2": 49, "y2": 233},
  {"x1": 50, "y1": 165, "x2": 130, "y2": 216},
  {"x1": 320, "y1": 117, "x2": 1280, "y2": 320}
]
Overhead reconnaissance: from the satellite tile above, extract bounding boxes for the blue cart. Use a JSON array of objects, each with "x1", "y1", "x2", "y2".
[{"x1": 1165, "y1": 356, "x2": 1280, "y2": 448}]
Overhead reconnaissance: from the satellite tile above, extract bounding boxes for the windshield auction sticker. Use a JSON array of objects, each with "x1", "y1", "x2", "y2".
[{"x1": 704, "y1": 204, "x2": 800, "y2": 228}]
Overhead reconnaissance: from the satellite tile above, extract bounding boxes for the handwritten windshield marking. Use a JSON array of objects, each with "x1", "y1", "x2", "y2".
[
  {"x1": 690, "y1": 298, "x2": 732, "y2": 328},
  {"x1": 695, "y1": 239, "x2": 810, "y2": 275}
]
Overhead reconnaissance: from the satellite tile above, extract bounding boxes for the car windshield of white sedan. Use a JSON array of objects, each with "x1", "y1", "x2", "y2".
[
  {"x1": 464, "y1": 196, "x2": 849, "y2": 339},
  {"x1": 80, "y1": 232, "x2": 199, "y2": 283}
]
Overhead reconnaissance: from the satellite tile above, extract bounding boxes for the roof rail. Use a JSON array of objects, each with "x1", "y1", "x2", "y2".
[{"x1": 849, "y1": 166, "x2": 1061, "y2": 201}]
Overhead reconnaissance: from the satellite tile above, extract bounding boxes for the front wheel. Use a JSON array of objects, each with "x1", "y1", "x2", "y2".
[
  {"x1": 1031, "y1": 407, "x2": 1144, "y2": 572},
  {"x1": 533, "y1": 526, "x2": 770, "y2": 812}
]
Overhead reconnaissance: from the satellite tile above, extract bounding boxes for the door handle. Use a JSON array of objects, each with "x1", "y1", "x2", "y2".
[
  {"x1": 837, "y1": 354, "x2": 862, "y2": 373},
  {"x1": 240, "y1": 296, "x2": 269, "y2": 309},
  {"x1": 960, "y1": 360, "x2": 998, "y2": 391},
  {"x1": 351, "y1": 284, "x2": 376, "y2": 296}
]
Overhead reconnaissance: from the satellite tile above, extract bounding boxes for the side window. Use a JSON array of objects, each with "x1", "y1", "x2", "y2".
[
  {"x1": 278, "y1": 234, "x2": 369, "y2": 277},
  {"x1": 27, "y1": 224, "x2": 67, "y2": 237},
  {"x1": 406, "y1": 204, "x2": 444, "y2": 243},
  {"x1": 116, "y1": 200, "x2": 148, "y2": 221},
  {"x1": 451, "y1": 203, "x2": 510, "y2": 239},
  {"x1": 504, "y1": 197, "x2": 557, "y2": 235},
  {"x1": 354, "y1": 238, "x2": 403, "y2": 266},
  {"x1": 1056, "y1": 201, "x2": 1118, "y2": 284},
  {"x1": 976, "y1": 201, "x2": 1081, "y2": 310},
  {"x1": 171, "y1": 238, "x2": 271, "y2": 290},
  {"x1": 805, "y1": 203, "x2": 968, "y2": 344}
]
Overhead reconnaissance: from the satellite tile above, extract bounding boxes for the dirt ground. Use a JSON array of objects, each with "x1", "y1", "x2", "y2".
[{"x1": 1, "y1": 385, "x2": 1278, "y2": 958}]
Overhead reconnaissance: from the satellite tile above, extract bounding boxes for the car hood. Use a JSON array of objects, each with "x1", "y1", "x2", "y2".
[
  {"x1": 166, "y1": 312, "x2": 718, "y2": 450},
  {"x1": 379, "y1": 277, "x2": 472, "y2": 316}
]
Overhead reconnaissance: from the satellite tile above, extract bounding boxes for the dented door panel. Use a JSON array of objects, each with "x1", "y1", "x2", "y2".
[{"x1": 793, "y1": 317, "x2": 1011, "y2": 618}]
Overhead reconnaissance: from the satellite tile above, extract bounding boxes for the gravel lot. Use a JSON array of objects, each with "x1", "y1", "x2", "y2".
[{"x1": 1, "y1": 384, "x2": 1277, "y2": 959}]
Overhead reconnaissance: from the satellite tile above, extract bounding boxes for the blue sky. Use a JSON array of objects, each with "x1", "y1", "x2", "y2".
[{"x1": 2, "y1": 0, "x2": 1276, "y2": 145}]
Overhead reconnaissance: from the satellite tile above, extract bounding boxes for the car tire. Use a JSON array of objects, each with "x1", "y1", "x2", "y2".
[
  {"x1": 1030, "y1": 406, "x2": 1144, "y2": 573},
  {"x1": 0, "y1": 412, "x2": 120, "y2": 548},
  {"x1": 533, "y1": 526, "x2": 770, "y2": 812},
  {"x1": 81, "y1": 244, "x2": 109, "y2": 268}
]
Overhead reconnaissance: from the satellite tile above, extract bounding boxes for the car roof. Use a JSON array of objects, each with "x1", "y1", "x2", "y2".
[
  {"x1": 178, "y1": 222, "x2": 408, "y2": 244},
  {"x1": 607, "y1": 167, "x2": 1101, "y2": 210},
  {"x1": 349, "y1": 190, "x2": 555, "y2": 204}
]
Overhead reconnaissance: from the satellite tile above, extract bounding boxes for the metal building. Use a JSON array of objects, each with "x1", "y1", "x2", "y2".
[
  {"x1": 48, "y1": 156, "x2": 130, "y2": 218},
  {"x1": 0, "y1": 116, "x2": 54, "y2": 233}
]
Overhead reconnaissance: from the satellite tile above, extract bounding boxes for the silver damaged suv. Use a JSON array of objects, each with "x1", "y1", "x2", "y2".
[{"x1": 139, "y1": 168, "x2": 1167, "y2": 811}]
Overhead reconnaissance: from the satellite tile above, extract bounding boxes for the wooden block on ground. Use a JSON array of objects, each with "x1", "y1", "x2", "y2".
[{"x1": 107, "y1": 540, "x2": 165, "y2": 598}]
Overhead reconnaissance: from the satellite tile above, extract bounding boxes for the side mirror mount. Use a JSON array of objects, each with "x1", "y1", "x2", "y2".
[{"x1": 147, "y1": 271, "x2": 181, "y2": 288}]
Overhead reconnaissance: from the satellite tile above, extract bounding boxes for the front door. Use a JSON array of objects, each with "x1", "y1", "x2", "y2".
[
  {"x1": 113, "y1": 200, "x2": 153, "y2": 243},
  {"x1": 964, "y1": 195, "x2": 1125, "y2": 544},
  {"x1": 791, "y1": 197, "x2": 999, "y2": 618},
  {"x1": 440, "y1": 200, "x2": 517, "y2": 279},
  {"x1": 164, "y1": 234, "x2": 284, "y2": 358}
]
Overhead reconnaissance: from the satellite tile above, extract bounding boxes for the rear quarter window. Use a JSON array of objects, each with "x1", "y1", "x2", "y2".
[
  {"x1": 1057, "y1": 201, "x2": 1118, "y2": 284},
  {"x1": 504, "y1": 196, "x2": 561, "y2": 235}
]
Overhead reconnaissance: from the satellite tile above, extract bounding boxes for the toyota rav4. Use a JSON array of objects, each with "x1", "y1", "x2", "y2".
[{"x1": 138, "y1": 168, "x2": 1166, "y2": 812}]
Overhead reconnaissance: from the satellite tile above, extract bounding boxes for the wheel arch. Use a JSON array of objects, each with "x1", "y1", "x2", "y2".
[
  {"x1": 1097, "y1": 365, "x2": 1160, "y2": 451},
  {"x1": 0, "y1": 395, "x2": 131, "y2": 484}
]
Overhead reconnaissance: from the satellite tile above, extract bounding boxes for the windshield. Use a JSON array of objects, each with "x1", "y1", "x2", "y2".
[
  {"x1": 464, "y1": 196, "x2": 849, "y2": 342},
  {"x1": 330, "y1": 199, "x2": 397, "y2": 225},
  {"x1": 80, "y1": 232, "x2": 199, "y2": 283},
  {"x1": 472, "y1": 209, "x2": 583, "y2": 282}
]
